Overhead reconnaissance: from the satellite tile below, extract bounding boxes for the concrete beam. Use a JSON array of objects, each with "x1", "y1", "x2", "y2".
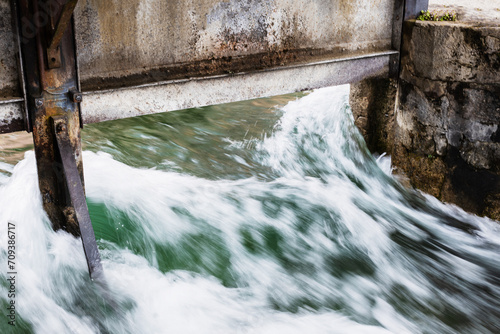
[
  {"x1": 81, "y1": 52, "x2": 395, "y2": 124},
  {"x1": 0, "y1": 51, "x2": 395, "y2": 130}
]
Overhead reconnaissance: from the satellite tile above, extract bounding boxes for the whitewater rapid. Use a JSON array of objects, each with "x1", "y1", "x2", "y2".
[{"x1": 1, "y1": 85, "x2": 499, "y2": 333}]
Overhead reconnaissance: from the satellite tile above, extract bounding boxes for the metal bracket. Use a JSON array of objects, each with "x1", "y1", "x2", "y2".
[
  {"x1": 52, "y1": 116, "x2": 104, "y2": 281},
  {"x1": 47, "y1": 0, "x2": 79, "y2": 69},
  {"x1": 47, "y1": 46, "x2": 62, "y2": 69}
]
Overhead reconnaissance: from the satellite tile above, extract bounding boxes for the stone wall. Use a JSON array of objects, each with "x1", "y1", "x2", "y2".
[
  {"x1": 393, "y1": 21, "x2": 500, "y2": 220},
  {"x1": 350, "y1": 78, "x2": 397, "y2": 155}
]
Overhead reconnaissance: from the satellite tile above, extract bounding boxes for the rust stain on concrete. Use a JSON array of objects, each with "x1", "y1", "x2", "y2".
[
  {"x1": 74, "y1": 0, "x2": 393, "y2": 89},
  {"x1": 0, "y1": 0, "x2": 21, "y2": 99}
]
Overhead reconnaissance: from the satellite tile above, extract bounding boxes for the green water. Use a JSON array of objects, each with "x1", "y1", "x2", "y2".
[
  {"x1": 82, "y1": 93, "x2": 304, "y2": 179},
  {"x1": 83, "y1": 93, "x2": 305, "y2": 288}
]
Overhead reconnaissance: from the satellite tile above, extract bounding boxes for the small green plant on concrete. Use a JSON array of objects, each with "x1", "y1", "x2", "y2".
[
  {"x1": 417, "y1": 10, "x2": 457, "y2": 22},
  {"x1": 440, "y1": 12, "x2": 457, "y2": 21}
]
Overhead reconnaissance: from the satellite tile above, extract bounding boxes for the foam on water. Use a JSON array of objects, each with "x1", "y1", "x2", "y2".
[{"x1": 1, "y1": 85, "x2": 499, "y2": 333}]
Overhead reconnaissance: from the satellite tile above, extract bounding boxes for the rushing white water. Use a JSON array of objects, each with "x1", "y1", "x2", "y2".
[{"x1": 1, "y1": 85, "x2": 499, "y2": 333}]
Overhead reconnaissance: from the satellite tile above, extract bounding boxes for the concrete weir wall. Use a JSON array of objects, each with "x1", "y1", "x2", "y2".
[
  {"x1": 352, "y1": 19, "x2": 500, "y2": 220},
  {"x1": 0, "y1": 0, "x2": 399, "y2": 132},
  {"x1": 74, "y1": 0, "x2": 393, "y2": 90}
]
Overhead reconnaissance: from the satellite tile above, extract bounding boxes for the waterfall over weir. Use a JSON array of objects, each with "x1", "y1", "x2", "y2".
[{"x1": 1, "y1": 86, "x2": 499, "y2": 333}]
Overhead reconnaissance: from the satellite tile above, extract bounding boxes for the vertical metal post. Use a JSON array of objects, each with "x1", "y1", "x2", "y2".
[
  {"x1": 390, "y1": 0, "x2": 406, "y2": 78},
  {"x1": 404, "y1": 0, "x2": 429, "y2": 20},
  {"x1": 12, "y1": 0, "x2": 103, "y2": 280},
  {"x1": 390, "y1": 0, "x2": 429, "y2": 78}
]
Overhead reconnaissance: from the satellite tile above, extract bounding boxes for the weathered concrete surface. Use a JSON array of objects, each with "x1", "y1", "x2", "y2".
[
  {"x1": 349, "y1": 78, "x2": 397, "y2": 154},
  {"x1": 393, "y1": 20, "x2": 500, "y2": 220},
  {"x1": 74, "y1": 0, "x2": 395, "y2": 91},
  {"x1": 0, "y1": 0, "x2": 20, "y2": 99},
  {"x1": 0, "y1": 99, "x2": 23, "y2": 133},
  {"x1": 429, "y1": 0, "x2": 500, "y2": 25}
]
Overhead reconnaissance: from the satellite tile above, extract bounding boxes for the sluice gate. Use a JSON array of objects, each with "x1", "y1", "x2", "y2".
[{"x1": 0, "y1": 0, "x2": 428, "y2": 279}]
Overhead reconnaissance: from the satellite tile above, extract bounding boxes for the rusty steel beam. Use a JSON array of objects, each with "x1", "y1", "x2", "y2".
[
  {"x1": 13, "y1": 0, "x2": 103, "y2": 280},
  {"x1": 17, "y1": 0, "x2": 83, "y2": 230}
]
